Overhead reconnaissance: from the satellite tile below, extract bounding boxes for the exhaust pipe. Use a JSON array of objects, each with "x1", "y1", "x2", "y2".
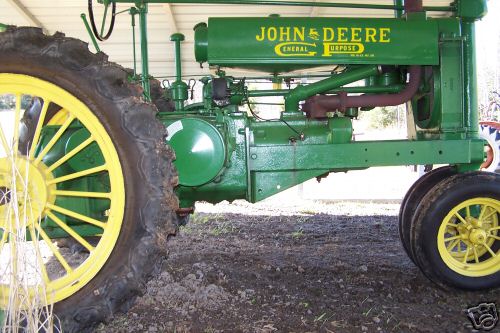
[
  {"x1": 405, "y1": 0, "x2": 423, "y2": 12},
  {"x1": 302, "y1": 66, "x2": 422, "y2": 119}
]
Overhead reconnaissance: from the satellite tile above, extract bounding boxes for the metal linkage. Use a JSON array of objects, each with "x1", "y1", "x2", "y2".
[{"x1": 113, "y1": 0, "x2": 454, "y2": 12}]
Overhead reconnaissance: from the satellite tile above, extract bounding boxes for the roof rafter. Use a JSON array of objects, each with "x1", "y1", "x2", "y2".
[
  {"x1": 309, "y1": 0, "x2": 320, "y2": 16},
  {"x1": 162, "y1": 3, "x2": 178, "y2": 32},
  {"x1": 5, "y1": 0, "x2": 48, "y2": 33}
]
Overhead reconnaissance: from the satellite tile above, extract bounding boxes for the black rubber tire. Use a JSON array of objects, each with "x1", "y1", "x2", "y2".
[
  {"x1": 398, "y1": 166, "x2": 457, "y2": 263},
  {"x1": 410, "y1": 171, "x2": 500, "y2": 290},
  {"x1": 150, "y1": 78, "x2": 175, "y2": 112},
  {"x1": 0, "y1": 27, "x2": 179, "y2": 332}
]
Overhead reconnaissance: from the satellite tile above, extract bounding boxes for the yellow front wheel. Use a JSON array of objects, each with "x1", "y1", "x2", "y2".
[
  {"x1": 0, "y1": 27, "x2": 178, "y2": 332},
  {"x1": 411, "y1": 172, "x2": 500, "y2": 290}
]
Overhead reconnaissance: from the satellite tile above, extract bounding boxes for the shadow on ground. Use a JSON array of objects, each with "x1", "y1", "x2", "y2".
[{"x1": 98, "y1": 203, "x2": 499, "y2": 333}]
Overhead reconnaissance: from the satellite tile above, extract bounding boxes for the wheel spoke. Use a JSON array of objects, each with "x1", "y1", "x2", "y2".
[
  {"x1": 490, "y1": 226, "x2": 500, "y2": 231},
  {"x1": 45, "y1": 210, "x2": 95, "y2": 252},
  {"x1": 483, "y1": 243, "x2": 497, "y2": 258},
  {"x1": 33, "y1": 115, "x2": 75, "y2": 166},
  {"x1": 462, "y1": 246, "x2": 471, "y2": 263},
  {"x1": 46, "y1": 203, "x2": 106, "y2": 229},
  {"x1": 35, "y1": 223, "x2": 73, "y2": 274},
  {"x1": 52, "y1": 190, "x2": 111, "y2": 199},
  {"x1": 483, "y1": 209, "x2": 498, "y2": 221},
  {"x1": 465, "y1": 206, "x2": 471, "y2": 218},
  {"x1": 447, "y1": 239, "x2": 460, "y2": 251},
  {"x1": 454, "y1": 213, "x2": 467, "y2": 225},
  {"x1": 444, "y1": 235, "x2": 461, "y2": 242},
  {"x1": 490, "y1": 235, "x2": 500, "y2": 241},
  {"x1": 473, "y1": 246, "x2": 480, "y2": 263},
  {"x1": 28, "y1": 99, "x2": 50, "y2": 159},
  {"x1": 47, "y1": 164, "x2": 107, "y2": 185},
  {"x1": 46, "y1": 136, "x2": 94, "y2": 173}
]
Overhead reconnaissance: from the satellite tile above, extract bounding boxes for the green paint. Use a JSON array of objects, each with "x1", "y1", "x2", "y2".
[
  {"x1": 462, "y1": 21, "x2": 479, "y2": 137},
  {"x1": 456, "y1": 0, "x2": 487, "y2": 21},
  {"x1": 195, "y1": 17, "x2": 439, "y2": 73},
  {"x1": 130, "y1": 7, "x2": 138, "y2": 76},
  {"x1": 80, "y1": 14, "x2": 101, "y2": 52},
  {"x1": 248, "y1": 84, "x2": 404, "y2": 98},
  {"x1": 55, "y1": 0, "x2": 487, "y2": 221},
  {"x1": 0, "y1": 23, "x2": 7, "y2": 32},
  {"x1": 170, "y1": 33, "x2": 189, "y2": 110},
  {"x1": 285, "y1": 65, "x2": 379, "y2": 112},
  {"x1": 138, "y1": 4, "x2": 151, "y2": 101},
  {"x1": 165, "y1": 118, "x2": 226, "y2": 186},
  {"x1": 393, "y1": 0, "x2": 404, "y2": 18},
  {"x1": 248, "y1": 139, "x2": 484, "y2": 172}
]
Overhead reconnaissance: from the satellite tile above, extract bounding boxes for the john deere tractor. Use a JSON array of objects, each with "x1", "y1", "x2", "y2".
[{"x1": 0, "y1": 0, "x2": 498, "y2": 331}]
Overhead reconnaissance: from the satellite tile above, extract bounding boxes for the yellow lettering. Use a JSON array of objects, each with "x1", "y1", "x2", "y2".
[
  {"x1": 268, "y1": 27, "x2": 277, "y2": 41},
  {"x1": 293, "y1": 27, "x2": 305, "y2": 41},
  {"x1": 380, "y1": 28, "x2": 391, "y2": 43},
  {"x1": 323, "y1": 27, "x2": 335, "y2": 42},
  {"x1": 256, "y1": 27, "x2": 266, "y2": 42},
  {"x1": 337, "y1": 27, "x2": 348, "y2": 42},
  {"x1": 365, "y1": 28, "x2": 377, "y2": 42},
  {"x1": 280, "y1": 26, "x2": 291, "y2": 42},
  {"x1": 351, "y1": 27, "x2": 362, "y2": 42}
]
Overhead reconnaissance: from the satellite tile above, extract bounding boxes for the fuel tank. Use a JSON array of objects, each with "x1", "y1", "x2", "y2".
[{"x1": 194, "y1": 16, "x2": 439, "y2": 73}]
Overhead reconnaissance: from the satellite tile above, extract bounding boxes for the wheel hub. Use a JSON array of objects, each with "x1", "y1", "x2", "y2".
[
  {"x1": 469, "y1": 228, "x2": 487, "y2": 245},
  {"x1": 0, "y1": 157, "x2": 55, "y2": 230}
]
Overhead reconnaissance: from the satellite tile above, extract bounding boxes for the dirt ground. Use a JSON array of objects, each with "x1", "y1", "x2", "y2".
[{"x1": 97, "y1": 199, "x2": 499, "y2": 333}]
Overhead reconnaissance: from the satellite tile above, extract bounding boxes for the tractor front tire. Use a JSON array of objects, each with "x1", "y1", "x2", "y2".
[
  {"x1": 0, "y1": 27, "x2": 178, "y2": 332},
  {"x1": 410, "y1": 172, "x2": 500, "y2": 290},
  {"x1": 398, "y1": 166, "x2": 457, "y2": 263}
]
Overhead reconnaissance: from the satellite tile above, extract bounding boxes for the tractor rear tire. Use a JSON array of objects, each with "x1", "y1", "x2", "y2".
[
  {"x1": 0, "y1": 27, "x2": 178, "y2": 332},
  {"x1": 398, "y1": 166, "x2": 457, "y2": 263},
  {"x1": 410, "y1": 172, "x2": 500, "y2": 290}
]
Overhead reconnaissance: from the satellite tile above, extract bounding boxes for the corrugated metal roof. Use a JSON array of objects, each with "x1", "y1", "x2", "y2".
[{"x1": 0, "y1": 1, "x2": 456, "y2": 78}]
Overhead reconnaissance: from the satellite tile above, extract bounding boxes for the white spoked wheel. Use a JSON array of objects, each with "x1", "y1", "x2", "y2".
[{"x1": 480, "y1": 122, "x2": 500, "y2": 172}]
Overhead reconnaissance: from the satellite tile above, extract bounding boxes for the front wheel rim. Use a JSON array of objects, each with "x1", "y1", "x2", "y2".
[
  {"x1": 0, "y1": 73, "x2": 125, "y2": 305},
  {"x1": 438, "y1": 198, "x2": 500, "y2": 277}
]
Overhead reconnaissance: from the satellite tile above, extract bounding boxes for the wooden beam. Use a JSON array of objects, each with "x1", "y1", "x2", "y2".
[
  {"x1": 162, "y1": 3, "x2": 178, "y2": 32},
  {"x1": 309, "y1": 0, "x2": 320, "y2": 16},
  {"x1": 5, "y1": 0, "x2": 48, "y2": 33}
]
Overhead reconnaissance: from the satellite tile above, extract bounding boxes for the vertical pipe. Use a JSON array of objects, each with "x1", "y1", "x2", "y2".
[
  {"x1": 130, "y1": 9, "x2": 137, "y2": 77},
  {"x1": 172, "y1": 35, "x2": 183, "y2": 81},
  {"x1": 138, "y1": 4, "x2": 151, "y2": 101},
  {"x1": 404, "y1": 0, "x2": 422, "y2": 12},
  {"x1": 170, "y1": 33, "x2": 188, "y2": 111},
  {"x1": 394, "y1": 0, "x2": 404, "y2": 18},
  {"x1": 462, "y1": 21, "x2": 479, "y2": 137}
]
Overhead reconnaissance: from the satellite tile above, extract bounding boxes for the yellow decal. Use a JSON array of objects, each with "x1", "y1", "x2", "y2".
[
  {"x1": 322, "y1": 43, "x2": 365, "y2": 56},
  {"x1": 256, "y1": 25, "x2": 391, "y2": 57},
  {"x1": 275, "y1": 42, "x2": 317, "y2": 57}
]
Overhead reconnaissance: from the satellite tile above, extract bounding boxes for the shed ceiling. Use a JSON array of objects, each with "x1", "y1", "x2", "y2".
[{"x1": 0, "y1": 0, "x2": 455, "y2": 79}]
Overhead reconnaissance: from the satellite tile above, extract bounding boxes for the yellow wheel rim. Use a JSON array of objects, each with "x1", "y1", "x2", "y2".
[
  {"x1": 0, "y1": 74, "x2": 125, "y2": 305},
  {"x1": 438, "y1": 198, "x2": 500, "y2": 277}
]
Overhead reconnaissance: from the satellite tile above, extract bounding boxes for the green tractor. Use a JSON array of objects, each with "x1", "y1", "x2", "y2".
[{"x1": 0, "y1": 0, "x2": 498, "y2": 331}]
